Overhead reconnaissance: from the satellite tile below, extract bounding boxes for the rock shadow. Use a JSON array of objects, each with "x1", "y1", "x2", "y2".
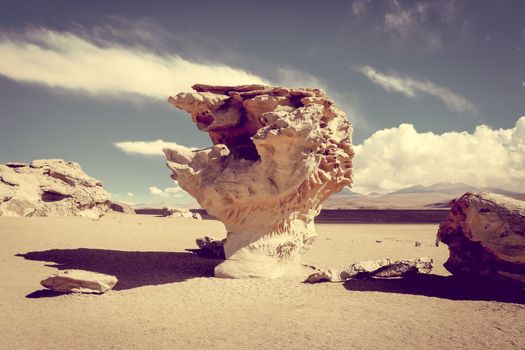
[
  {"x1": 26, "y1": 289, "x2": 68, "y2": 298},
  {"x1": 343, "y1": 274, "x2": 524, "y2": 304},
  {"x1": 17, "y1": 248, "x2": 222, "y2": 295}
]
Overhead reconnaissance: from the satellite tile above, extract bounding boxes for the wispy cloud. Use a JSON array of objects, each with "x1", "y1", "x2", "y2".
[
  {"x1": 380, "y1": 0, "x2": 465, "y2": 51},
  {"x1": 0, "y1": 25, "x2": 367, "y2": 138},
  {"x1": 114, "y1": 139, "x2": 194, "y2": 156},
  {"x1": 351, "y1": 0, "x2": 370, "y2": 16},
  {"x1": 356, "y1": 65, "x2": 477, "y2": 114},
  {"x1": 353, "y1": 116, "x2": 525, "y2": 194},
  {"x1": 0, "y1": 28, "x2": 267, "y2": 98}
]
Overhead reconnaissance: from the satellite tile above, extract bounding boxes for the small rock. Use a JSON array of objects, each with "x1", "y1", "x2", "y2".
[
  {"x1": 372, "y1": 257, "x2": 433, "y2": 278},
  {"x1": 190, "y1": 236, "x2": 226, "y2": 259},
  {"x1": 375, "y1": 240, "x2": 382, "y2": 243},
  {"x1": 304, "y1": 269, "x2": 340, "y2": 283},
  {"x1": 40, "y1": 269, "x2": 118, "y2": 294},
  {"x1": 415, "y1": 240, "x2": 421, "y2": 247},
  {"x1": 340, "y1": 259, "x2": 392, "y2": 280},
  {"x1": 192, "y1": 212, "x2": 202, "y2": 220}
]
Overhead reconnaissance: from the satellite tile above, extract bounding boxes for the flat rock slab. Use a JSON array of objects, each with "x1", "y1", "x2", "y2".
[
  {"x1": 305, "y1": 257, "x2": 433, "y2": 283},
  {"x1": 41, "y1": 269, "x2": 118, "y2": 294}
]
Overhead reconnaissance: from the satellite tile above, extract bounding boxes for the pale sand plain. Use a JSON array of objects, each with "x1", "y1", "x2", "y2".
[{"x1": 0, "y1": 214, "x2": 523, "y2": 350}]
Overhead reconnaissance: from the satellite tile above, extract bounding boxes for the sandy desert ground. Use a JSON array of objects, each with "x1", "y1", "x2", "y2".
[{"x1": 0, "y1": 214, "x2": 523, "y2": 350}]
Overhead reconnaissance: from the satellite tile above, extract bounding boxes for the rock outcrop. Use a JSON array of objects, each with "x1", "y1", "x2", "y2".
[
  {"x1": 110, "y1": 201, "x2": 135, "y2": 214},
  {"x1": 163, "y1": 206, "x2": 201, "y2": 219},
  {"x1": 164, "y1": 84, "x2": 354, "y2": 278},
  {"x1": 41, "y1": 269, "x2": 118, "y2": 294},
  {"x1": 0, "y1": 159, "x2": 111, "y2": 218},
  {"x1": 305, "y1": 257, "x2": 433, "y2": 283},
  {"x1": 437, "y1": 192, "x2": 525, "y2": 287}
]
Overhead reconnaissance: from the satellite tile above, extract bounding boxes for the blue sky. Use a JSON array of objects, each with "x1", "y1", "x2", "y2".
[{"x1": 0, "y1": 0, "x2": 524, "y2": 205}]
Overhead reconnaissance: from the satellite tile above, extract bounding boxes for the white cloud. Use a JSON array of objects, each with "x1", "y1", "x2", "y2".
[
  {"x1": 356, "y1": 65, "x2": 477, "y2": 114},
  {"x1": 149, "y1": 185, "x2": 184, "y2": 198},
  {"x1": 114, "y1": 139, "x2": 195, "y2": 156},
  {"x1": 0, "y1": 26, "x2": 362, "y2": 132},
  {"x1": 149, "y1": 186, "x2": 167, "y2": 197},
  {"x1": 353, "y1": 116, "x2": 525, "y2": 194},
  {"x1": 165, "y1": 187, "x2": 183, "y2": 195},
  {"x1": 0, "y1": 28, "x2": 267, "y2": 98},
  {"x1": 522, "y1": 81, "x2": 525, "y2": 88},
  {"x1": 127, "y1": 192, "x2": 134, "y2": 197}
]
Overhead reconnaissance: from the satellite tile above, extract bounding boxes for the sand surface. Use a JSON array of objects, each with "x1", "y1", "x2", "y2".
[{"x1": 0, "y1": 214, "x2": 523, "y2": 349}]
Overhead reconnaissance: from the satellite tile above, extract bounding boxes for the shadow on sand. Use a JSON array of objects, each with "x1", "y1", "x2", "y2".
[
  {"x1": 17, "y1": 248, "x2": 222, "y2": 298},
  {"x1": 343, "y1": 274, "x2": 525, "y2": 304}
]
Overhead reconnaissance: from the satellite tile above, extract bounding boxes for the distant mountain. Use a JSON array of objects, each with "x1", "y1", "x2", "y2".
[
  {"x1": 390, "y1": 182, "x2": 520, "y2": 197},
  {"x1": 324, "y1": 182, "x2": 524, "y2": 210},
  {"x1": 135, "y1": 183, "x2": 523, "y2": 211},
  {"x1": 331, "y1": 187, "x2": 364, "y2": 196}
]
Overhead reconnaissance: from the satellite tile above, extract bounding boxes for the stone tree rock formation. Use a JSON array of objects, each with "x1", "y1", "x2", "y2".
[
  {"x1": 0, "y1": 159, "x2": 111, "y2": 218},
  {"x1": 164, "y1": 84, "x2": 354, "y2": 278},
  {"x1": 437, "y1": 192, "x2": 525, "y2": 287}
]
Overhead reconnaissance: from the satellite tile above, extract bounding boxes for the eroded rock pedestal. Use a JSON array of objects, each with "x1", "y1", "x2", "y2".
[
  {"x1": 164, "y1": 84, "x2": 354, "y2": 278},
  {"x1": 437, "y1": 192, "x2": 525, "y2": 287},
  {"x1": 0, "y1": 159, "x2": 111, "y2": 218}
]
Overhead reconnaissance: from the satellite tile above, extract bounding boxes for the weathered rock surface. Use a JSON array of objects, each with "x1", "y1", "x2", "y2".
[
  {"x1": 164, "y1": 84, "x2": 354, "y2": 278},
  {"x1": 0, "y1": 159, "x2": 111, "y2": 218},
  {"x1": 437, "y1": 192, "x2": 525, "y2": 286},
  {"x1": 110, "y1": 201, "x2": 136, "y2": 214},
  {"x1": 40, "y1": 269, "x2": 118, "y2": 293},
  {"x1": 305, "y1": 257, "x2": 433, "y2": 283}
]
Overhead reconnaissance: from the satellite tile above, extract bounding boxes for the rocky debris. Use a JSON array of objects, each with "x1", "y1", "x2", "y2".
[
  {"x1": 164, "y1": 84, "x2": 354, "y2": 278},
  {"x1": 0, "y1": 159, "x2": 111, "y2": 218},
  {"x1": 304, "y1": 268, "x2": 340, "y2": 284},
  {"x1": 305, "y1": 257, "x2": 433, "y2": 283},
  {"x1": 437, "y1": 192, "x2": 525, "y2": 287},
  {"x1": 188, "y1": 236, "x2": 226, "y2": 259},
  {"x1": 40, "y1": 269, "x2": 118, "y2": 294},
  {"x1": 163, "y1": 206, "x2": 201, "y2": 219},
  {"x1": 110, "y1": 201, "x2": 135, "y2": 214},
  {"x1": 415, "y1": 240, "x2": 421, "y2": 247}
]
